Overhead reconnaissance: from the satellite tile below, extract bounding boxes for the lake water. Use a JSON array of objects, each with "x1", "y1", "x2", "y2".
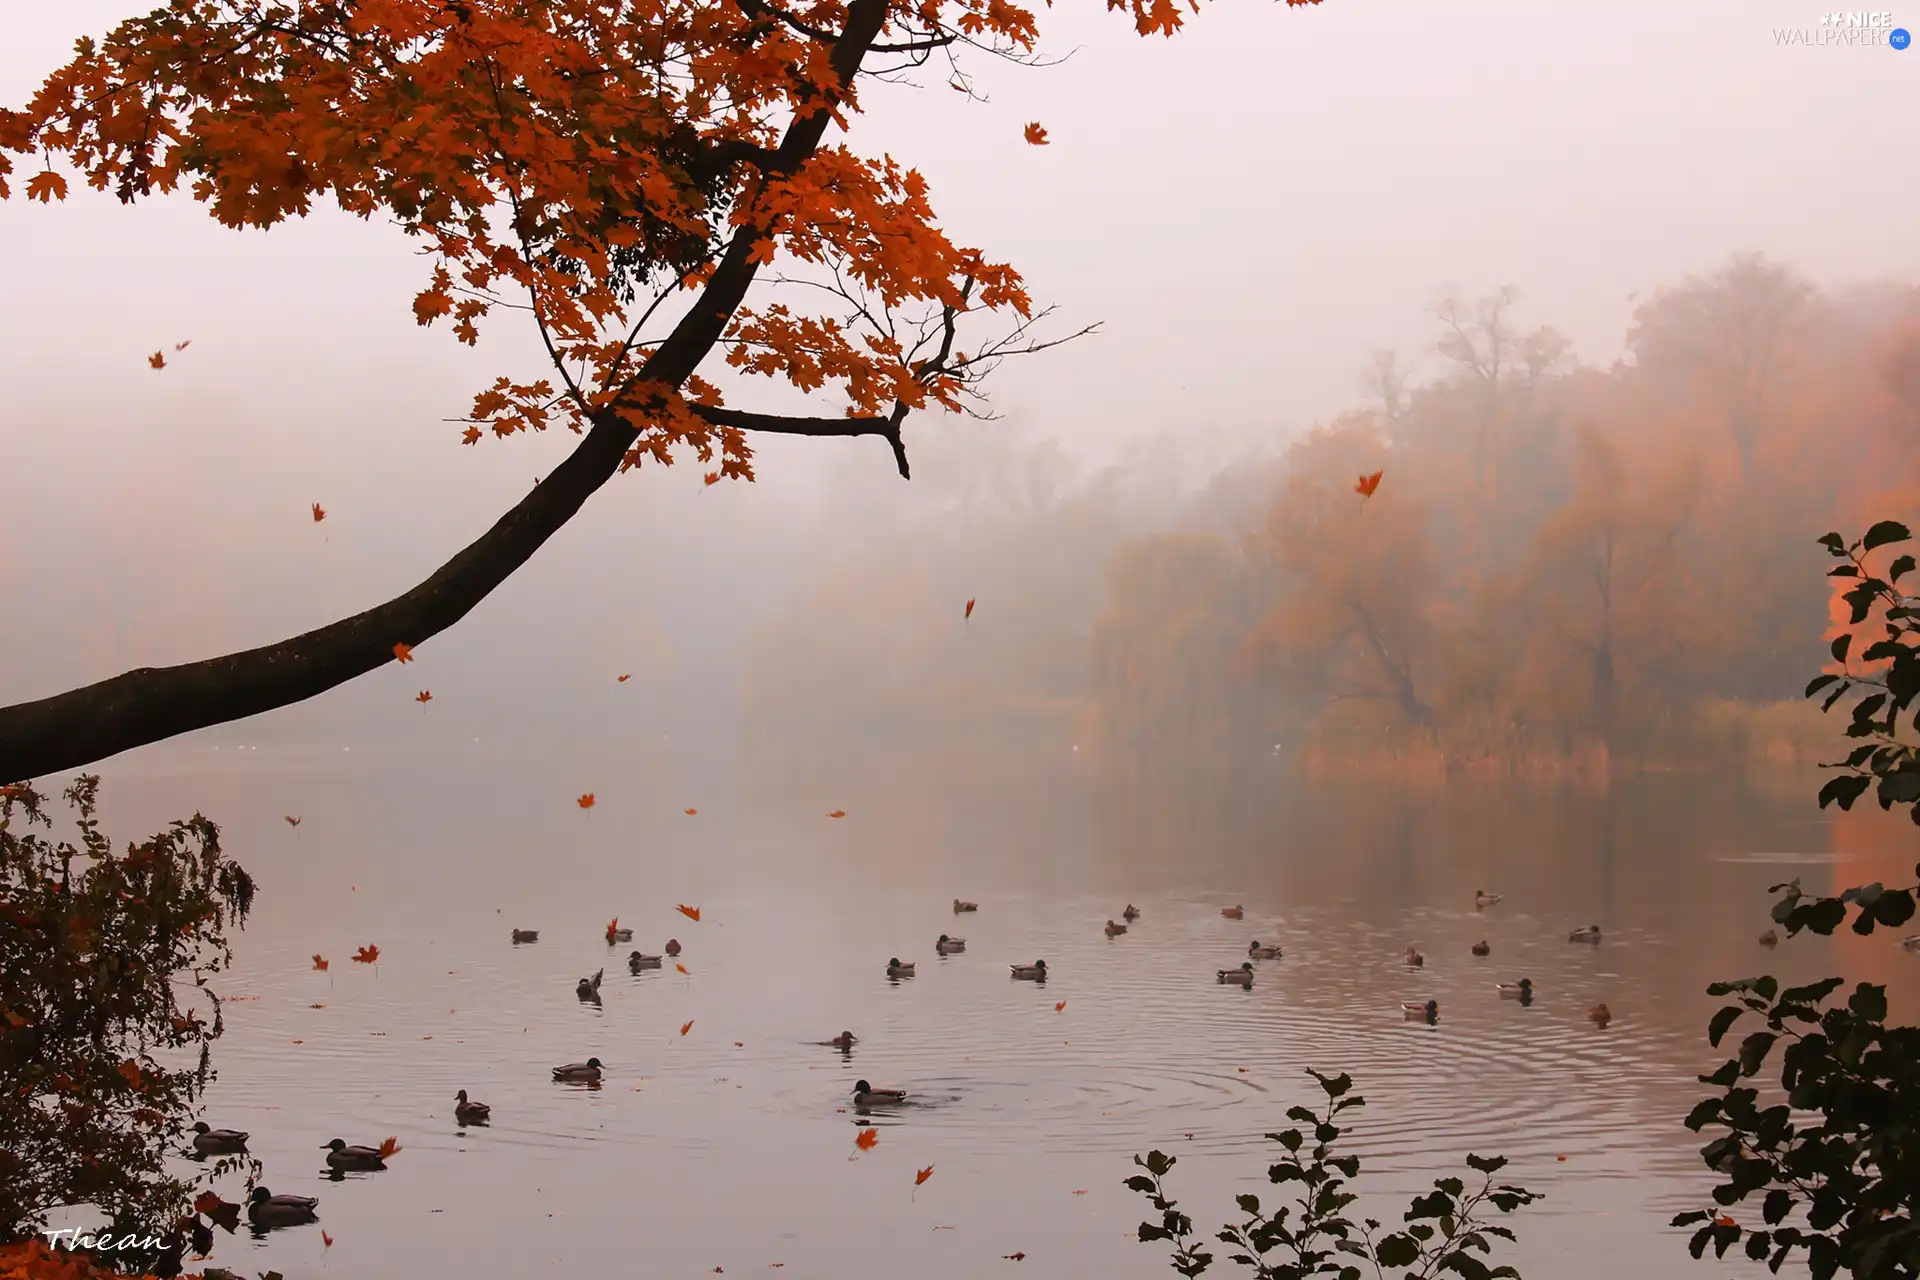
[{"x1": 62, "y1": 748, "x2": 1920, "y2": 1279}]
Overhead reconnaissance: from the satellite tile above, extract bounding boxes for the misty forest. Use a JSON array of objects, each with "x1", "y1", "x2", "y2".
[{"x1": 2, "y1": 2, "x2": 1918, "y2": 1280}]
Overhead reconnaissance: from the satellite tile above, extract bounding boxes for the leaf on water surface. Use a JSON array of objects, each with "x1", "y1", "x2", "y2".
[
  {"x1": 286, "y1": 815, "x2": 302, "y2": 827},
  {"x1": 685, "y1": 808, "x2": 697, "y2": 815},
  {"x1": 377, "y1": 1136, "x2": 402, "y2": 1158},
  {"x1": 965, "y1": 598, "x2": 976, "y2": 619},
  {"x1": 312, "y1": 955, "x2": 328, "y2": 970},
  {"x1": 1055, "y1": 1002, "x2": 1067, "y2": 1012},
  {"x1": 322, "y1": 1230, "x2": 333, "y2": 1249},
  {"x1": 678, "y1": 904, "x2": 702, "y2": 921},
  {"x1": 416, "y1": 691, "x2": 433, "y2": 703},
  {"x1": 828, "y1": 810, "x2": 846, "y2": 818},
  {"x1": 311, "y1": 503, "x2": 326, "y2": 523},
  {"x1": 578, "y1": 793, "x2": 596, "y2": 809},
  {"x1": 681, "y1": 1020, "x2": 695, "y2": 1036},
  {"x1": 916, "y1": 1165, "x2": 935, "y2": 1187},
  {"x1": 353, "y1": 945, "x2": 379, "y2": 964},
  {"x1": 1022, "y1": 122, "x2": 1048, "y2": 145},
  {"x1": 618, "y1": 673, "x2": 631, "y2": 682},
  {"x1": 1004, "y1": 1252, "x2": 1027, "y2": 1261},
  {"x1": 1355, "y1": 469, "x2": 1384, "y2": 498},
  {"x1": 676, "y1": 963, "x2": 689, "y2": 974},
  {"x1": 856, "y1": 1127, "x2": 880, "y2": 1152},
  {"x1": 148, "y1": 350, "x2": 166, "y2": 369}
]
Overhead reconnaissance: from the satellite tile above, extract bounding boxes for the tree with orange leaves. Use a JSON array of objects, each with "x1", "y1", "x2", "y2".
[{"x1": 0, "y1": 0, "x2": 1328, "y2": 782}]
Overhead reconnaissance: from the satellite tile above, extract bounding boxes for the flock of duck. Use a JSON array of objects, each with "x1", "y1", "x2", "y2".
[{"x1": 186, "y1": 889, "x2": 1617, "y2": 1238}]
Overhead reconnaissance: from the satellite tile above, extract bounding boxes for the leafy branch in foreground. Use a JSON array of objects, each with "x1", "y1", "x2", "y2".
[{"x1": 1128, "y1": 1069, "x2": 1538, "y2": 1280}]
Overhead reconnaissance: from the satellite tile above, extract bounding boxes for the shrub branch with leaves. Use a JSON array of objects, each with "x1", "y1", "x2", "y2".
[
  {"x1": 1129, "y1": 1069, "x2": 1538, "y2": 1280},
  {"x1": 0, "y1": 776, "x2": 255, "y2": 1252}
]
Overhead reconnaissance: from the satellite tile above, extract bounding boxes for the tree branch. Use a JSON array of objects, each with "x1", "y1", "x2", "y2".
[{"x1": 690, "y1": 404, "x2": 910, "y2": 477}]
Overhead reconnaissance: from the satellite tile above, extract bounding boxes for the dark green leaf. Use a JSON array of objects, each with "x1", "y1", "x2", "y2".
[{"x1": 1862, "y1": 520, "x2": 1911, "y2": 553}]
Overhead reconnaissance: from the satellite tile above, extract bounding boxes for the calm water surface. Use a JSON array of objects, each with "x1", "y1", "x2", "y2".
[{"x1": 68, "y1": 749, "x2": 1920, "y2": 1279}]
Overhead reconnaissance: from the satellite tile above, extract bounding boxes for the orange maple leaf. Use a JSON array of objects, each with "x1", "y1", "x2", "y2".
[
  {"x1": 677, "y1": 904, "x2": 701, "y2": 922},
  {"x1": 578, "y1": 793, "x2": 596, "y2": 809},
  {"x1": 1055, "y1": 1001, "x2": 1067, "y2": 1012},
  {"x1": 1023, "y1": 122, "x2": 1049, "y2": 145},
  {"x1": 915, "y1": 1165, "x2": 935, "y2": 1188},
  {"x1": 285, "y1": 815, "x2": 301, "y2": 827},
  {"x1": 1714, "y1": 1214, "x2": 1736, "y2": 1227},
  {"x1": 312, "y1": 954, "x2": 329, "y2": 971},
  {"x1": 416, "y1": 690, "x2": 433, "y2": 703},
  {"x1": 312, "y1": 502, "x2": 326, "y2": 522},
  {"x1": 353, "y1": 944, "x2": 379, "y2": 964},
  {"x1": 461, "y1": 425, "x2": 483, "y2": 445},
  {"x1": 606, "y1": 917, "x2": 620, "y2": 936},
  {"x1": 1355, "y1": 470, "x2": 1384, "y2": 499},
  {"x1": 703, "y1": 471, "x2": 720, "y2": 486},
  {"x1": 680, "y1": 1020, "x2": 695, "y2": 1036},
  {"x1": 965, "y1": 598, "x2": 975, "y2": 620},
  {"x1": 25, "y1": 170, "x2": 67, "y2": 202},
  {"x1": 118, "y1": 1059, "x2": 144, "y2": 1089},
  {"x1": 618, "y1": 673, "x2": 631, "y2": 682},
  {"x1": 376, "y1": 1135, "x2": 402, "y2": 1158},
  {"x1": 392, "y1": 642, "x2": 414, "y2": 663},
  {"x1": 684, "y1": 808, "x2": 697, "y2": 815},
  {"x1": 147, "y1": 351, "x2": 166, "y2": 370},
  {"x1": 827, "y1": 809, "x2": 846, "y2": 819},
  {"x1": 855, "y1": 1126, "x2": 879, "y2": 1151},
  {"x1": 675, "y1": 963, "x2": 689, "y2": 975},
  {"x1": 322, "y1": 1230, "x2": 334, "y2": 1249}
]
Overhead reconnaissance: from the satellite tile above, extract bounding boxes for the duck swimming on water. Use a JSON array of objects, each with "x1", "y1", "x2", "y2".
[
  {"x1": 321, "y1": 1139, "x2": 387, "y2": 1172},
  {"x1": 190, "y1": 1122, "x2": 249, "y2": 1155},
  {"x1": 576, "y1": 968, "x2": 604, "y2": 999},
  {"x1": 1217, "y1": 962, "x2": 1254, "y2": 986},
  {"x1": 247, "y1": 1188, "x2": 318, "y2": 1229},
  {"x1": 1248, "y1": 941, "x2": 1280, "y2": 960}
]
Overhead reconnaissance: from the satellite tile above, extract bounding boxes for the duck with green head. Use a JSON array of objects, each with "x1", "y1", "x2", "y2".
[
  {"x1": 852, "y1": 1079, "x2": 907, "y2": 1106},
  {"x1": 1010, "y1": 959, "x2": 1047, "y2": 981},
  {"x1": 247, "y1": 1187, "x2": 319, "y2": 1229},
  {"x1": 936, "y1": 934, "x2": 966, "y2": 954},
  {"x1": 1217, "y1": 962, "x2": 1254, "y2": 986},
  {"x1": 1248, "y1": 941, "x2": 1280, "y2": 960},
  {"x1": 552, "y1": 1057, "x2": 604, "y2": 1082},
  {"x1": 1497, "y1": 978, "x2": 1534, "y2": 1001},
  {"x1": 886, "y1": 957, "x2": 916, "y2": 978},
  {"x1": 190, "y1": 1122, "x2": 249, "y2": 1155},
  {"x1": 1402, "y1": 999, "x2": 1439, "y2": 1021},
  {"x1": 322, "y1": 1138, "x2": 387, "y2": 1171}
]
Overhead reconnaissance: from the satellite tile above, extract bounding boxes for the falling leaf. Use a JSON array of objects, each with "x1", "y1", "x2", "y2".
[
  {"x1": 416, "y1": 690, "x2": 433, "y2": 703},
  {"x1": 915, "y1": 1165, "x2": 935, "y2": 1188},
  {"x1": 393, "y1": 642, "x2": 414, "y2": 663},
  {"x1": 1004, "y1": 1253, "x2": 1027, "y2": 1262},
  {"x1": 353, "y1": 944, "x2": 380, "y2": 964},
  {"x1": 285, "y1": 815, "x2": 302, "y2": 827},
  {"x1": 618, "y1": 673, "x2": 631, "y2": 682},
  {"x1": 675, "y1": 963, "x2": 689, "y2": 975},
  {"x1": 677, "y1": 904, "x2": 702, "y2": 922},
  {"x1": 25, "y1": 170, "x2": 67, "y2": 202},
  {"x1": 1354, "y1": 469, "x2": 1384, "y2": 499},
  {"x1": 311, "y1": 502, "x2": 326, "y2": 523},
  {"x1": 703, "y1": 471, "x2": 720, "y2": 486},
  {"x1": 1054, "y1": 1001, "x2": 1066, "y2": 1013},
  {"x1": 377, "y1": 1136, "x2": 402, "y2": 1159},
  {"x1": 680, "y1": 1020, "x2": 695, "y2": 1036},
  {"x1": 148, "y1": 351, "x2": 167, "y2": 369},
  {"x1": 684, "y1": 807, "x2": 698, "y2": 815},
  {"x1": 578, "y1": 793, "x2": 596, "y2": 809},
  {"x1": 827, "y1": 809, "x2": 846, "y2": 819},
  {"x1": 322, "y1": 1230, "x2": 333, "y2": 1249},
  {"x1": 1022, "y1": 121, "x2": 1049, "y2": 145},
  {"x1": 1556, "y1": 1154, "x2": 1567, "y2": 1162},
  {"x1": 965, "y1": 598, "x2": 976, "y2": 620},
  {"x1": 175, "y1": 340, "x2": 192, "y2": 351},
  {"x1": 1714, "y1": 1214, "x2": 1736, "y2": 1227},
  {"x1": 855, "y1": 1127, "x2": 879, "y2": 1152}
]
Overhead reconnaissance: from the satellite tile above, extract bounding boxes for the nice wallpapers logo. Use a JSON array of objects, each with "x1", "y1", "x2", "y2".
[{"x1": 1775, "y1": 11, "x2": 1913, "y2": 46}]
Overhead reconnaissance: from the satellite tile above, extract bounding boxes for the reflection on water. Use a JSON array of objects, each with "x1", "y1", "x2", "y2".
[{"x1": 71, "y1": 753, "x2": 1920, "y2": 1278}]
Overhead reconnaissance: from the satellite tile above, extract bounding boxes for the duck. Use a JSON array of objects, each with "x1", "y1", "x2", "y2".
[
  {"x1": 1221, "y1": 905, "x2": 1244, "y2": 920},
  {"x1": 1497, "y1": 978, "x2": 1534, "y2": 1000},
  {"x1": 1759, "y1": 930, "x2": 1779, "y2": 948},
  {"x1": 628, "y1": 950, "x2": 663, "y2": 972},
  {"x1": 1402, "y1": 999, "x2": 1439, "y2": 1021},
  {"x1": 852, "y1": 1078, "x2": 907, "y2": 1106},
  {"x1": 1588, "y1": 1003, "x2": 1612, "y2": 1027},
  {"x1": 936, "y1": 934, "x2": 966, "y2": 954},
  {"x1": 576, "y1": 968, "x2": 604, "y2": 999},
  {"x1": 190, "y1": 1122, "x2": 249, "y2": 1155},
  {"x1": 828, "y1": 1031, "x2": 858, "y2": 1049},
  {"x1": 1105, "y1": 919, "x2": 1128, "y2": 938},
  {"x1": 1470, "y1": 940, "x2": 1491, "y2": 957},
  {"x1": 1217, "y1": 962, "x2": 1255, "y2": 986},
  {"x1": 1122, "y1": 904, "x2": 1141, "y2": 922},
  {"x1": 552, "y1": 1057, "x2": 605, "y2": 1082},
  {"x1": 321, "y1": 1138, "x2": 387, "y2": 1171},
  {"x1": 246, "y1": 1188, "x2": 318, "y2": 1229},
  {"x1": 953, "y1": 899, "x2": 979, "y2": 913},
  {"x1": 510, "y1": 928, "x2": 539, "y2": 944},
  {"x1": 606, "y1": 923, "x2": 633, "y2": 944},
  {"x1": 1569, "y1": 924, "x2": 1602, "y2": 944},
  {"x1": 886, "y1": 957, "x2": 916, "y2": 978},
  {"x1": 1474, "y1": 890, "x2": 1503, "y2": 909},
  {"x1": 1010, "y1": 959, "x2": 1048, "y2": 981},
  {"x1": 664, "y1": 938, "x2": 683, "y2": 956},
  {"x1": 1403, "y1": 946, "x2": 1424, "y2": 968},
  {"x1": 1248, "y1": 941, "x2": 1281, "y2": 960},
  {"x1": 453, "y1": 1090, "x2": 491, "y2": 1124}
]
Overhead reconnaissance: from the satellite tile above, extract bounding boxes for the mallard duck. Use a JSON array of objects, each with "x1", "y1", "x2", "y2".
[
  {"x1": 1217, "y1": 962, "x2": 1254, "y2": 986},
  {"x1": 510, "y1": 928, "x2": 539, "y2": 944},
  {"x1": 1497, "y1": 978, "x2": 1534, "y2": 1000},
  {"x1": 1010, "y1": 959, "x2": 1048, "y2": 981},
  {"x1": 828, "y1": 1031, "x2": 858, "y2": 1049},
  {"x1": 1569, "y1": 924, "x2": 1602, "y2": 944},
  {"x1": 1402, "y1": 999, "x2": 1438, "y2": 1020},
  {"x1": 321, "y1": 1138, "x2": 387, "y2": 1171},
  {"x1": 1221, "y1": 905, "x2": 1244, "y2": 920},
  {"x1": 576, "y1": 968, "x2": 604, "y2": 999},
  {"x1": 628, "y1": 950, "x2": 663, "y2": 972},
  {"x1": 1104, "y1": 919, "x2": 1128, "y2": 938},
  {"x1": 190, "y1": 1122, "x2": 249, "y2": 1155},
  {"x1": 1122, "y1": 904, "x2": 1141, "y2": 921},
  {"x1": 1470, "y1": 940, "x2": 1491, "y2": 957},
  {"x1": 1403, "y1": 946, "x2": 1424, "y2": 967},
  {"x1": 886, "y1": 957, "x2": 916, "y2": 978},
  {"x1": 852, "y1": 1078, "x2": 907, "y2": 1106},
  {"x1": 1248, "y1": 941, "x2": 1280, "y2": 960},
  {"x1": 1474, "y1": 890, "x2": 1503, "y2": 909},
  {"x1": 552, "y1": 1057, "x2": 604, "y2": 1082},
  {"x1": 1588, "y1": 1003, "x2": 1612, "y2": 1027},
  {"x1": 606, "y1": 922, "x2": 633, "y2": 944},
  {"x1": 953, "y1": 899, "x2": 979, "y2": 913},
  {"x1": 936, "y1": 934, "x2": 966, "y2": 954},
  {"x1": 665, "y1": 938, "x2": 683, "y2": 956},
  {"x1": 1759, "y1": 930, "x2": 1779, "y2": 948},
  {"x1": 247, "y1": 1188, "x2": 318, "y2": 1228},
  {"x1": 454, "y1": 1090, "x2": 491, "y2": 1124}
]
